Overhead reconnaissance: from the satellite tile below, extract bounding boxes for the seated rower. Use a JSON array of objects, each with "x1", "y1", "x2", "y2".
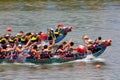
[
  {"x1": 82, "y1": 35, "x2": 91, "y2": 45},
  {"x1": 31, "y1": 33, "x2": 39, "y2": 43},
  {"x1": 85, "y1": 39, "x2": 94, "y2": 54},
  {"x1": 40, "y1": 39, "x2": 55, "y2": 59},
  {"x1": 55, "y1": 45, "x2": 65, "y2": 57},
  {"x1": 40, "y1": 45, "x2": 51, "y2": 59},
  {"x1": 82, "y1": 35, "x2": 95, "y2": 54},
  {"x1": 65, "y1": 42, "x2": 77, "y2": 57},
  {"x1": 8, "y1": 36, "x2": 16, "y2": 47},
  {"x1": 55, "y1": 38, "x2": 73, "y2": 57},
  {"x1": 14, "y1": 44, "x2": 26, "y2": 59},
  {"x1": 19, "y1": 35, "x2": 28, "y2": 45},
  {"x1": 25, "y1": 33, "x2": 39, "y2": 46},
  {"x1": 0, "y1": 45, "x2": 7, "y2": 59},
  {"x1": 48, "y1": 28, "x2": 55, "y2": 41},
  {"x1": 27, "y1": 44, "x2": 40, "y2": 59},
  {"x1": 5, "y1": 44, "x2": 14, "y2": 59}
]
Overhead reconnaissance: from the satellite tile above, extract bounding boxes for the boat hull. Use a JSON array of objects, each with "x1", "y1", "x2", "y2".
[
  {"x1": 0, "y1": 47, "x2": 106, "y2": 64},
  {"x1": 55, "y1": 35, "x2": 66, "y2": 43}
]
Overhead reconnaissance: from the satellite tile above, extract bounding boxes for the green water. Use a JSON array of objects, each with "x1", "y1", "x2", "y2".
[{"x1": 0, "y1": 0, "x2": 119, "y2": 80}]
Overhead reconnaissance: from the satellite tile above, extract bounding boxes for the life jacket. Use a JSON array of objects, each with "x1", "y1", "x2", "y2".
[
  {"x1": 26, "y1": 35, "x2": 32, "y2": 40},
  {"x1": 31, "y1": 36, "x2": 38, "y2": 42},
  {"x1": 0, "y1": 39, "x2": 3, "y2": 43},
  {"x1": 48, "y1": 33, "x2": 55, "y2": 40},
  {"x1": 55, "y1": 29, "x2": 65, "y2": 36},
  {"x1": 55, "y1": 29, "x2": 59, "y2": 34},
  {"x1": 50, "y1": 33, "x2": 54, "y2": 39},
  {"x1": 0, "y1": 37, "x2": 6, "y2": 44},
  {"x1": 20, "y1": 37, "x2": 27, "y2": 44},
  {"x1": 9, "y1": 39, "x2": 15, "y2": 43},
  {"x1": 21, "y1": 38, "x2": 26, "y2": 42}
]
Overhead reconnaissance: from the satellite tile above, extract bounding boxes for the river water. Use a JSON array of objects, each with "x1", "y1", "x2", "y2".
[{"x1": 0, "y1": 0, "x2": 119, "y2": 80}]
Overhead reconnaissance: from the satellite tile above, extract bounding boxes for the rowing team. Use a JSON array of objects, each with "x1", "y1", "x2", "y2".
[{"x1": 0, "y1": 33, "x2": 112, "y2": 60}]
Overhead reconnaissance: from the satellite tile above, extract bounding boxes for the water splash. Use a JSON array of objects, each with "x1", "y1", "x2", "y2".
[{"x1": 71, "y1": 54, "x2": 105, "y2": 63}]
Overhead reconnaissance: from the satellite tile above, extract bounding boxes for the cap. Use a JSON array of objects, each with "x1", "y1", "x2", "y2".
[
  {"x1": 58, "y1": 24, "x2": 64, "y2": 27},
  {"x1": 6, "y1": 27, "x2": 12, "y2": 31},
  {"x1": 7, "y1": 44, "x2": 10, "y2": 47},
  {"x1": 88, "y1": 39, "x2": 93, "y2": 42},
  {"x1": 107, "y1": 39, "x2": 112, "y2": 43},
  {"x1": 18, "y1": 44, "x2": 22, "y2": 47},
  {"x1": 50, "y1": 28, "x2": 54, "y2": 31}
]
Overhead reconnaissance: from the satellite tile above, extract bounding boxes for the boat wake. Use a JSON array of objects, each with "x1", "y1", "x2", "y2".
[
  {"x1": 48, "y1": 55, "x2": 105, "y2": 66},
  {"x1": 0, "y1": 62, "x2": 39, "y2": 67},
  {"x1": 0, "y1": 55, "x2": 105, "y2": 67},
  {"x1": 70, "y1": 54, "x2": 105, "y2": 63}
]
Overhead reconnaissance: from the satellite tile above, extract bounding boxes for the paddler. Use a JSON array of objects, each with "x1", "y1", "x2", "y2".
[
  {"x1": 25, "y1": 33, "x2": 39, "y2": 47},
  {"x1": 54, "y1": 24, "x2": 64, "y2": 38},
  {"x1": 19, "y1": 35, "x2": 28, "y2": 45},
  {"x1": 31, "y1": 33, "x2": 39, "y2": 43},
  {"x1": 8, "y1": 36, "x2": 16, "y2": 47},
  {"x1": 40, "y1": 38, "x2": 55, "y2": 58},
  {"x1": 0, "y1": 36, "x2": 7, "y2": 45},
  {"x1": 48, "y1": 28, "x2": 55, "y2": 41}
]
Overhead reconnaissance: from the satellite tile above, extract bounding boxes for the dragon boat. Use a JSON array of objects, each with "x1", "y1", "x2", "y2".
[{"x1": 0, "y1": 41, "x2": 111, "y2": 64}]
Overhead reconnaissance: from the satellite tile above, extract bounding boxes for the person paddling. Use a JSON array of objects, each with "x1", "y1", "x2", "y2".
[
  {"x1": 40, "y1": 38, "x2": 55, "y2": 59},
  {"x1": 55, "y1": 24, "x2": 64, "y2": 38}
]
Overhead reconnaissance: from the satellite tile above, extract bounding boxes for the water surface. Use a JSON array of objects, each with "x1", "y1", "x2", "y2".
[{"x1": 0, "y1": 0, "x2": 119, "y2": 80}]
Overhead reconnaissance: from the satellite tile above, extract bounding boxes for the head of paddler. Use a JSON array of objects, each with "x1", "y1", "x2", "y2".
[
  {"x1": 70, "y1": 42, "x2": 74, "y2": 46},
  {"x1": 82, "y1": 35, "x2": 89, "y2": 40},
  {"x1": 33, "y1": 45, "x2": 38, "y2": 49},
  {"x1": 62, "y1": 41, "x2": 67, "y2": 46},
  {"x1": 38, "y1": 31, "x2": 42, "y2": 35},
  {"x1": 26, "y1": 32, "x2": 31, "y2": 36},
  {"x1": 58, "y1": 23, "x2": 64, "y2": 29},
  {"x1": 58, "y1": 44, "x2": 63, "y2": 49},
  {"x1": 98, "y1": 36, "x2": 102, "y2": 40},
  {"x1": 43, "y1": 45, "x2": 48, "y2": 49},
  {"x1": 4, "y1": 34, "x2": 10, "y2": 39},
  {"x1": 50, "y1": 28, "x2": 54, "y2": 33},
  {"x1": 33, "y1": 33, "x2": 37, "y2": 37},
  {"x1": 19, "y1": 31, "x2": 24, "y2": 36}
]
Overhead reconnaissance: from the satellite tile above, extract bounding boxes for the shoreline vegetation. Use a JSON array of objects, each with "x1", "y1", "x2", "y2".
[{"x1": 0, "y1": 0, "x2": 120, "y2": 11}]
